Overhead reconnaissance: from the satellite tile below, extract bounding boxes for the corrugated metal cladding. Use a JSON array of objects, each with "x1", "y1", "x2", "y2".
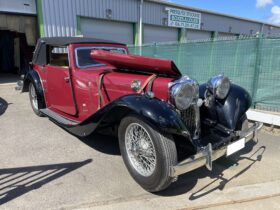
[
  {"x1": 41, "y1": 0, "x2": 139, "y2": 37},
  {"x1": 41, "y1": 0, "x2": 280, "y2": 42},
  {"x1": 201, "y1": 13, "x2": 262, "y2": 35},
  {"x1": 142, "y1": 0, "x2": 280, "y2": 35}
]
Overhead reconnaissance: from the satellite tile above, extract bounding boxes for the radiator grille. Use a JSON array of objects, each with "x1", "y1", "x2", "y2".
[{"x1": 181, "y1": 105, "x2": 200, "y2": 139}]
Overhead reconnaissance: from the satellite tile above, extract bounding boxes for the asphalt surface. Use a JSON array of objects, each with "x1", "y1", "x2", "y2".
[{"x1": 0, "y1": 84, "x2": 280, "y2": 210}]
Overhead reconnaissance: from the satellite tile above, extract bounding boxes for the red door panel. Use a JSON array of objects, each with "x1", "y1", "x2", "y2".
[{"x1": 46, "y1": 65, "x2": 77, "y2": 115}]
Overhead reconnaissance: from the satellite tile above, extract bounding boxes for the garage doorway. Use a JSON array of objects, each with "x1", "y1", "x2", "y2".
[
  {"x1": 80, "y1": 18, "x2": 134, "y2": 44},
  {"x1": 143, "y1": 25, "x2": 179, "y2": 44},
  {"x1": 0, "y1": 14, "x2": 37, "y2": 84}
]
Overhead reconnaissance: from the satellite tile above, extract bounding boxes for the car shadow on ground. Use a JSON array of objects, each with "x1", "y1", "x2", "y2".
[
  {"x1": 77, "y1": 132, "x2": 266, "y2": 198},
  {"x1": 80, "y1": 133, "x2": 121, "y2": 156},
  {"x1": 158, "y1": 139, "x2": 266, "y2": 198},
  {"x1": 0, "y1": 159, "x2": 92, "y2": 205},
  {"x1": 0, "y1": 97, "x2": 9, "y2": 116}
]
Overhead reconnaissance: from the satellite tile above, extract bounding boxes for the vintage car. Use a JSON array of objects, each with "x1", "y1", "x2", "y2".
[{"x1": 18, "y1": 37, "x2": 262, "y2": 192}]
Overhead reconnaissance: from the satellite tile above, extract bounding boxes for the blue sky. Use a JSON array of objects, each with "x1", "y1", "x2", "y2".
[{"x1": 169, "y1": 0, "x2": 280, "y2": 25}]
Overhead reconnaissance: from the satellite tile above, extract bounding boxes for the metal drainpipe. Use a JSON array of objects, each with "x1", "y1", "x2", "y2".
[{"x1": 138, "y1": 0, "x2": 143, "y2": 46}]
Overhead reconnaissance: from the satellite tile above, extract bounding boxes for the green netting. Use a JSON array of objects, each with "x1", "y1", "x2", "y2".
[{"x1": 128, "y1": 37, "x2": 280, "y2": 112}]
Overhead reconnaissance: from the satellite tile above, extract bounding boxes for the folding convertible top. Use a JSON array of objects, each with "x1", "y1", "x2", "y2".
[
  {"x1": 32, "y1": 37, "x2": 126, "y2": 65},
  {"x1": 37, "y1": 37, "x2": 124, "y2": 46}
]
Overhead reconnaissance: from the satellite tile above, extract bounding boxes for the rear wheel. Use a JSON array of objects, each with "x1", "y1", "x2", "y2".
[
  {"x1": 118, "y1": 115, "x2": 177, "y2": 192},
  {"x1": 29, "y1": 83, "x2": 43, "y2": 117}
]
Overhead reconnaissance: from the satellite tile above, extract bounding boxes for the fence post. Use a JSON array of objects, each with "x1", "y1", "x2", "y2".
[
  {"x1": 209, "y1": 31, "x2": 218, "y2": 75},
  {"x1": 153, "y1": 42, "x2": 157, "y2": 57},
  {"x1": 233, "y1": 35, "x2": 241, "y2": 77},
  {"x1": 251, "y1": 34, "x2": 264, "y2": 108},
  {"x1": 178, "y1": 29, "x2": 187, "y2": 71}
]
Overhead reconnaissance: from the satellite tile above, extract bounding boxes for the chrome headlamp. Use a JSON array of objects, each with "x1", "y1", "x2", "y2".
[
  {"x1": 207, "y1": 75, "x2": 231, "y2": 99},
  {"x1": 169, "y1": 76, "x2": 199, "y2": 111}
]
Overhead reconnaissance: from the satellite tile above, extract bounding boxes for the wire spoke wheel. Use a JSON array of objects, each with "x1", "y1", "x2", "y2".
[
  {"x1": 30, "y1": 84, "x2": 38, "y2": 110},
  {"x1": 119, "y1": 115, "x2": 177, "y2": 192},
  {"x1": 29, "y1": 82, "x2": 43, "y2": 117},
  {"x1": 30, "y1": 85, "x2": 38, "y2": 110},
  {"x1": 125, "y1": 123, "x2": 157, "y2": 177}
]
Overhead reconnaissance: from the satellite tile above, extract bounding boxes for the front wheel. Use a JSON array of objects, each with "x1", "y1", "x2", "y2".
[{"x1": 118, "y1": 115, "x2": 177, "y2": 192}]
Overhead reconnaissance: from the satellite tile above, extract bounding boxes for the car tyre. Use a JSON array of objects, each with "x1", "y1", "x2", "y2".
[
  {"x1": 29, "y1": 83, "x2": 44, "y2": 117},
  {"x1": 118, "y1": 115, "x2": 177, "y2": 192}
]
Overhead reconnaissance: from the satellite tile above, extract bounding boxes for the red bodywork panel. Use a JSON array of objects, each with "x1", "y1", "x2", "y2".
[
  {"x1": 35, "y1": 43, "x2": 179, "y2": 123},
  {"x1": 91, "y1": 50, "x2": 182, "y2": 77}
]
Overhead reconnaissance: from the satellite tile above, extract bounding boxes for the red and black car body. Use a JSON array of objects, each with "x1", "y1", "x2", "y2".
[{"x1": 19, "y1": 37, "x2": 262, "y2": 192}]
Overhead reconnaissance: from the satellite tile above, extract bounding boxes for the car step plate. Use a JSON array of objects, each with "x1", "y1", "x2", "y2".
[{"x1": 226, "y1": 138, "x2": 245, "y2": 156}]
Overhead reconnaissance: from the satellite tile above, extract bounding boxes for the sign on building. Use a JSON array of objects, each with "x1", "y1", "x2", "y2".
[{"x1": 167, "y1": 8, "x2": 201, "y2": 30}]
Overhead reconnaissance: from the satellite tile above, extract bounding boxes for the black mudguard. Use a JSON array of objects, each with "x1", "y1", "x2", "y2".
[
  {"x1": 199, "y1": 83, "x2": 252, "y2": 130},
  {"x1": 22, "y1": 69, "x2": 46, "y2": 109},
  {"x1": 66, "y1": 94, "x2": 189, "y2": 138}
]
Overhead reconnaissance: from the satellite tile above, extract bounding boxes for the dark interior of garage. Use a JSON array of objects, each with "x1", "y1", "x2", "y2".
[
  {"x1": 0, "y1": 13, "x2": 37, "y2": 84},
  {"x1": 0, "y1": 30, "x2": 34, "y2": 77}
]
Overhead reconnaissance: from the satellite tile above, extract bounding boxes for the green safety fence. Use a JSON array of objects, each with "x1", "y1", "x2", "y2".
[{"x1": 128, "y1": 36, "x2": 280, "y2": 112}]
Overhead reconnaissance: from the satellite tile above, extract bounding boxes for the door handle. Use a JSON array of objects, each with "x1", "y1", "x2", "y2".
[{"x1": 64, "y1": 76, "x2": 70, "y2": 82}]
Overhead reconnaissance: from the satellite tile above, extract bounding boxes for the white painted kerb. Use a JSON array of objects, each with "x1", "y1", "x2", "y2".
[{"x1": 247, "y1": 110, "x2": 280, "y2": 126}]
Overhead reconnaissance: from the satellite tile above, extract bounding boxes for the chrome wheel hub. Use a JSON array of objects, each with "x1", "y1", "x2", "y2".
[
  {"x1": 30, "y1": 84, "x2": 38, "y2": 110},
  {"x1": 125, "y1": 123, "x2": 157, "y2": 177}
]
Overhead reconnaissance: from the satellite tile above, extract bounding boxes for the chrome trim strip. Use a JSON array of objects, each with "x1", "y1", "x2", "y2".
[{"x1": 169, "y1": 122, "x2": 263, "y2": 178}]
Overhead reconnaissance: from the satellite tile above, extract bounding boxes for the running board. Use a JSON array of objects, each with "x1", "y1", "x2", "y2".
[{"x1": 40, "y1": 108, "x2": 78, "y2": 126}]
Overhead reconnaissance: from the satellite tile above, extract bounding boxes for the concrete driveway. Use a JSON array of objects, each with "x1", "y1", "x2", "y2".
[{"x1": 0, "y1": 84, "x2": 280, "y2": 210}]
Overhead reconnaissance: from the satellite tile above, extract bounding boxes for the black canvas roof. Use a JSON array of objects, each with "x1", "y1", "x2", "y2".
[
  {"x1": 32, "y1": 37, "x2": 126, "y2": 65},
  {"x1": 38, "y1": 37, "x2": 125, "y2": 46}
]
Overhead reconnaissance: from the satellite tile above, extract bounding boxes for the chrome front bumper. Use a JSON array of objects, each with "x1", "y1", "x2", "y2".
[{"x1": 169, "y1": 122, "x2": 263, "y2": 178}]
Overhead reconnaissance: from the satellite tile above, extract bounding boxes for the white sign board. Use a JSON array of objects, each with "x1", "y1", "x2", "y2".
[{"x1": 167, "y1": 8, "x2": 201, "y2": 30}]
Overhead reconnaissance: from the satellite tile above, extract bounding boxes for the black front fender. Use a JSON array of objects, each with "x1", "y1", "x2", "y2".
[
  {"x1": 200, "y1": 84, "x2": 252, "y2": 130},
  {"x1": 66, "y1": 95, "x2": 189, "y2": 138},
  {"x1": 116, "y1": 95, "x2": 188, "y2": 134}
]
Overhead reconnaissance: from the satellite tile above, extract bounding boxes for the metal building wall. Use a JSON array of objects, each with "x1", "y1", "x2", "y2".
[
  {"x1": 41, "y1": 0, "x2": 139, "y2": 37},
  {"x1": 202, "y1": 13, "x2": 262, "y2": 35},
  {"x1": 40, "y1": 0, "x2": 280, "y2": 40},
  {"x1": 142, "y1": 1, "x2": 280, "y2": 36}
]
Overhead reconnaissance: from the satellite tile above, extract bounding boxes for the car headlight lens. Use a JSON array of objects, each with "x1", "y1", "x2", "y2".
[
  {"x1": 207, "y1": 75, "x2": 231, "y2": 99},
  {"x1": 170, "y1": 78, "x2": 198, "y2": 111}
]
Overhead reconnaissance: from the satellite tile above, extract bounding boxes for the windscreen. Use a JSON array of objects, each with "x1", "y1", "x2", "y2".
[{"x1": 75, "y1": 47, "x2": 127, "y2": 68}]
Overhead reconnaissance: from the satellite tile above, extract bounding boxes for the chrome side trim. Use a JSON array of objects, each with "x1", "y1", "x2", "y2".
[
  {"x1": 40, "y1": 108, "x2": 79, "y2": 126},
  {"x1": 169, "y1": 122, "x2": 263, "y2": 178}
]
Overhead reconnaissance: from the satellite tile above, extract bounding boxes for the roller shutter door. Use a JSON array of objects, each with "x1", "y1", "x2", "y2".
[
  {"x1": 186, "y1": 30, "x2": 212, "y2": 40},
  {"x1": 218, "y1": 32, "x2": 237, "y2": 38},
  {"x1": 144, "y1": 25, "x2": 178, "y2": 44},
  {"x1": 80, "y1": 18, "x2": 134, "y2": 44}
]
